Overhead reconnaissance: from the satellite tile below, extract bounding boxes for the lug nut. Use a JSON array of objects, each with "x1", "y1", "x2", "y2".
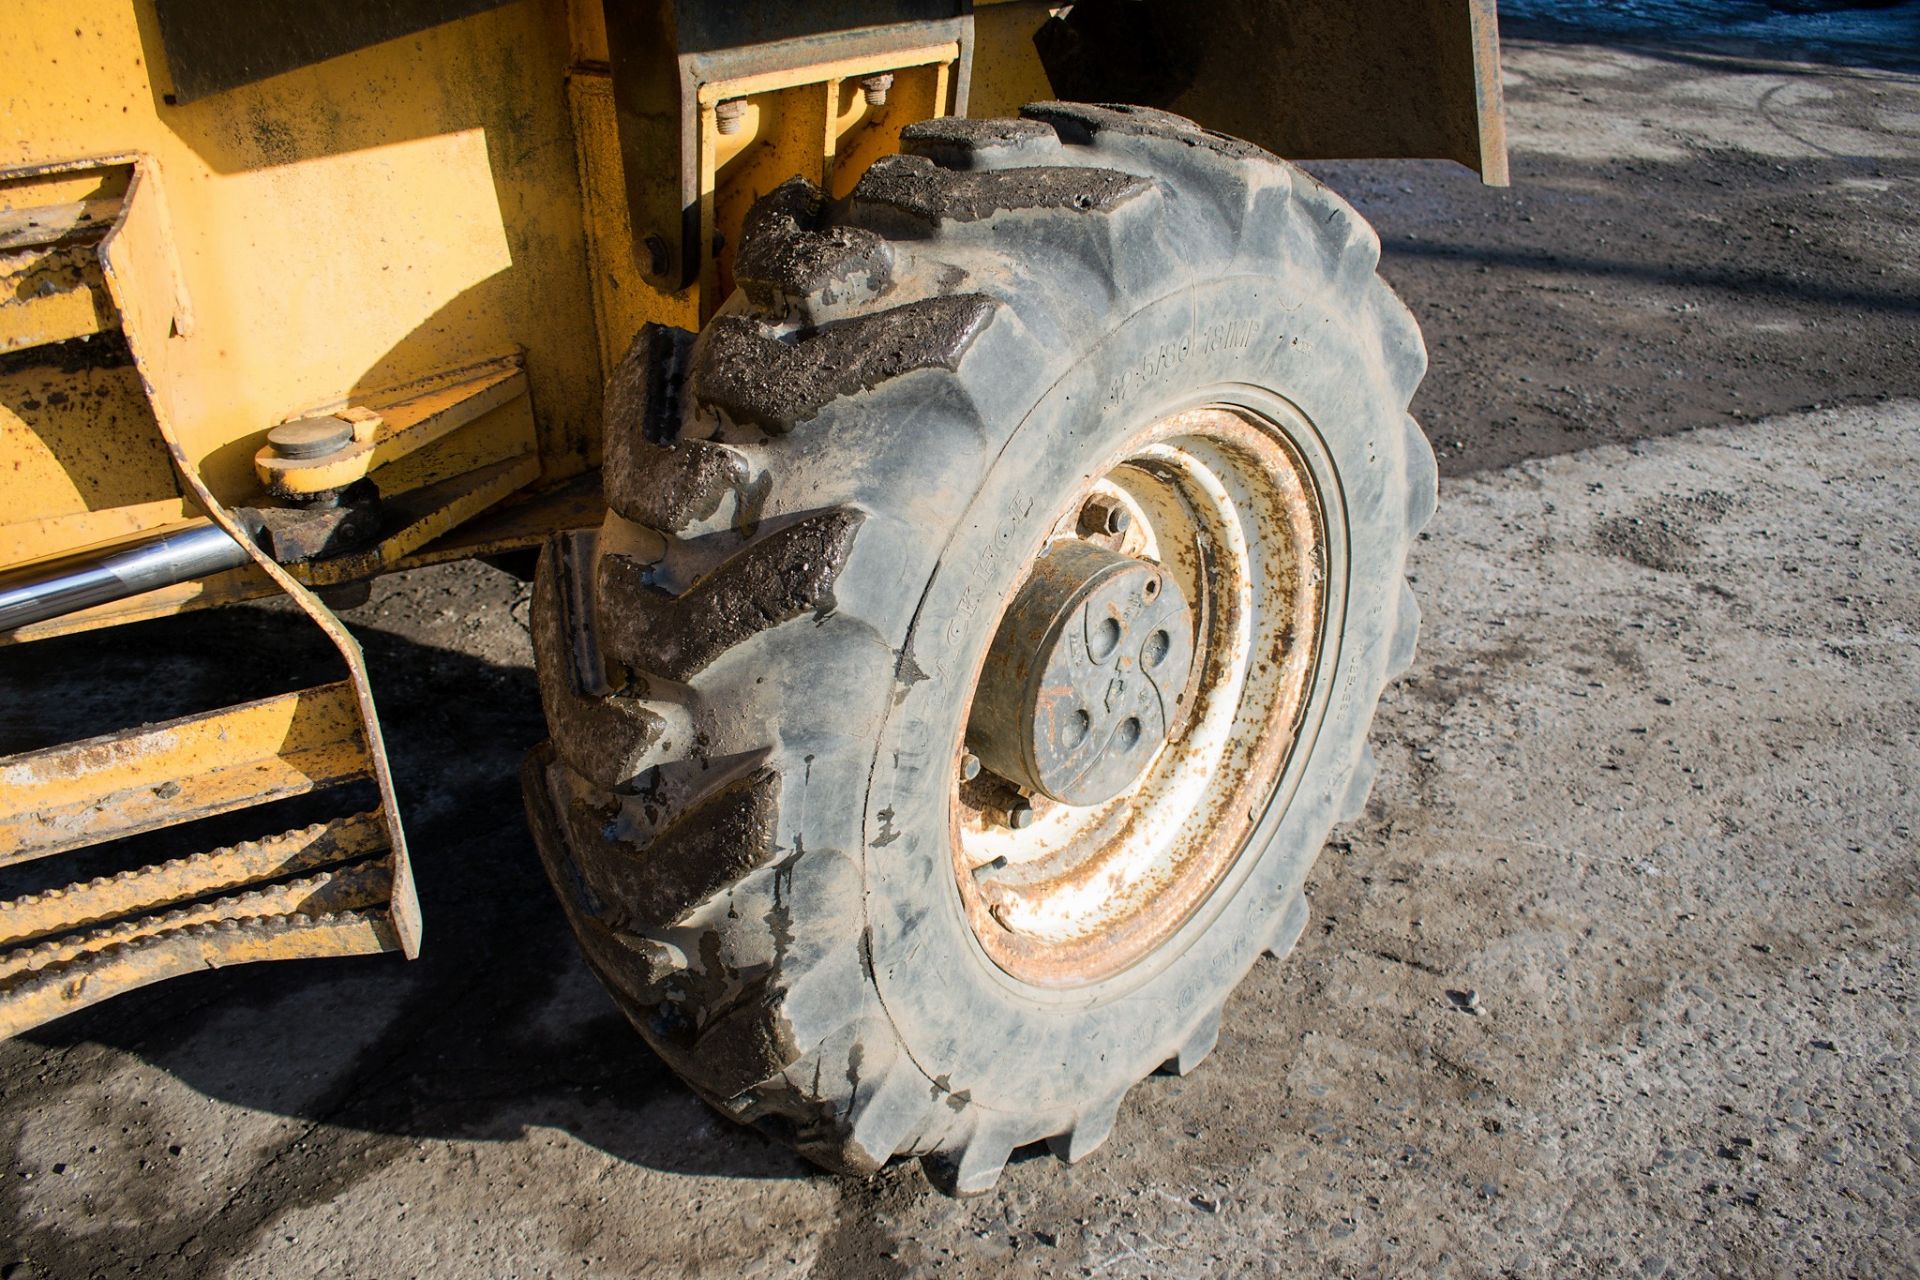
[
  {"x1": 1002, "y1": 798, "x2": 1036, "y2": 830},
  {"x1": 860, "y1": 74, "x2": 894, "y2": 107},
  {"x1": 1078, "y1": 495, "x2": 1131, "y2": 538},
  {"x1": 961, "y1": 752, "x2": 982, "y2": 782},
  {"x1": 715, "y1": 99, "x2": 747, "y2": 134}
]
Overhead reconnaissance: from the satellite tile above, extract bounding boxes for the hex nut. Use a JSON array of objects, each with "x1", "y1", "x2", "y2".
[
  {"x1": 1078, "y1": 495, "x2": 1132, "y2": 538},
  {"x1": 715, "y1": 99, "x2": 747, "y2": 135},
  {"x1": 860, "y1": 74, "x2": 894, "y2": 107}
]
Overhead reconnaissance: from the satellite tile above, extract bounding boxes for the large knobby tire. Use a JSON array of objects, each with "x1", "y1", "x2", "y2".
[{"x1": 523, "y1": 104, "x2": 1434, "y2": 1193}]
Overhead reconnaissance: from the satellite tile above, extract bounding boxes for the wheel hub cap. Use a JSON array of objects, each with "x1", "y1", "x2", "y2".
[{"x1": 968, "y1": 540, "x2": 1196, "y2": 806}]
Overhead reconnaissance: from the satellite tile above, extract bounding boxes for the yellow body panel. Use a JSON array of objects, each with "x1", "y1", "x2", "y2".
[
  {"x1": 2, "y1": 0, "x2": 601, "y2": 574},
  {"x1": 968, "y1": 0, "x2": 1063, "y2": 118},
  {"x1": 0, "y1": 361, "x2": 192, "y2": 569},
  {"x1": 567, "y1": 69, "x2": 700, "y2": 383},
  {"x1": 0, "y1": 3, "x2": 964, "y2": 592},
  {"x1": 1, "y1": 0, "x2": 1503, "y2": 599}
]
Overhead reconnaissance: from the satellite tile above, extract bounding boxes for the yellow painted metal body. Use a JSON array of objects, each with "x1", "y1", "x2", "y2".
[
  {"x1": 2, "y1": 3, "x2": 596, "y2": 594},
  {"x1": 563, "y1": 20, "x2": 964, "y2": 383},
  {"x1": 2, "y1": 0, "x2": 1504, "y2": 612},
  {"x1": 0, "y1": 1, "x2": 976, "y2": 612},
  {"x1": 4, "y1": 9, "x2": 593, "y2": 485},
  {"x1": 0, "y1": 0, "x2": 1503, "y2": 1034},
  {"x1": 0, "y1": 682, "x2": 368, "y2": 862},
  {"x1": 969, "y1": 0, "x2": 1070, "y2": 117},
  {"x1": 0, "y1": 0, "x2": 972, "y2": 1035}
]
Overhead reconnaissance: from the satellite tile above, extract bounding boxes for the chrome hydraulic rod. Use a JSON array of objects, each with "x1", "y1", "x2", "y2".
[{"x1": 0, "y1": 522, "x2": 253, "y2": 632}]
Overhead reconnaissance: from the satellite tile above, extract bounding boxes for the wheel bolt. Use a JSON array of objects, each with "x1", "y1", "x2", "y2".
[
  {"x1": 961, "y1": 752, "x2": 982, "y2": 782},
  {"x1": 1002, "y1": 798, "x2": 1036, "y2": 830},
  {"x1": 1078, "y1": 495, "x2": 1131, "y2": 538},
  {"x1": 860, "y1": 74, "x2": 894, "y2": 107}
]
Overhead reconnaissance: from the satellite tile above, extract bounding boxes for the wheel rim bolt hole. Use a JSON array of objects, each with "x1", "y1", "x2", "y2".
[
  {"x1": 1060, "y1": 708, "x2": 1091, "y2": 749},
  {"x1": 1143, "y1": 628, "x2": 1171, "y2": 669},
  {"x1": 1089, "y1": 616, "x2": 1123, "y2": 662}
]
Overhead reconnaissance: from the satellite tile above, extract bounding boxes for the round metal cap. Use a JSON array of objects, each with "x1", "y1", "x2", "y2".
[
  {"x1": 268, "y1": 414, "x2": 355, "y2": 460},
  {"x1": 968, "y1": 540, "x2": 1195, "y2": 807}
]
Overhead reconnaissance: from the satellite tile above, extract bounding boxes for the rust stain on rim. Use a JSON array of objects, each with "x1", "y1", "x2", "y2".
[{"x1": 950, "y1": 404, "x2": 1327, "y2": 988}]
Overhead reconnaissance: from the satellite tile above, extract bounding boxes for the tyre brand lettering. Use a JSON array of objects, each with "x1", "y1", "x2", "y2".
[
  {"x1": 1107, "y1": 320, "x2": 1260, "y2": 406},
  {"x1": 948, "y1": 581, "x2": 984, "y2": 646},
  {"x1": 947, "y1": 523, "x2": 1016, "y2": 646}
]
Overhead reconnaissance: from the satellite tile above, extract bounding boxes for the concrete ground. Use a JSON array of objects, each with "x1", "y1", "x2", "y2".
[{"x1": 2, "y1": 21, "x2": 1917, "y2": 1280}]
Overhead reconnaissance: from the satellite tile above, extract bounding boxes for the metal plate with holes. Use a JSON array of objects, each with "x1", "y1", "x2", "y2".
[{"x1": 969, "y1": 540, "x2": 1194, "y2": 807}]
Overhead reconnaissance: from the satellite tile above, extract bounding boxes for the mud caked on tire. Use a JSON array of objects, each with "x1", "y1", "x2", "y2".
[{"x1": 523, "y1": 104, "x2": 1434, "y2": 1193}]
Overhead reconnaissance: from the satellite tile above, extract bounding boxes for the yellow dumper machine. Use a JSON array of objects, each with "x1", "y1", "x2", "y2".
[{"x1": 1, "y1": 1, "x2": 1504, "y2": 1191}]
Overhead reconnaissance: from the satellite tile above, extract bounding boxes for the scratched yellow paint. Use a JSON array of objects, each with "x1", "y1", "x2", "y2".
[
  {"x1": 0, "y1": 2, "x2": 980, "y2": 1043},
  {"x1": 0, "y1": 681, "x2": 370, "y2": 863},
  {"x1": 0, "y1": 811, "x2": 388, "y2": 949},
  {"x1": 0, "y1": 910, "x2": 399, "y2": 1041}
]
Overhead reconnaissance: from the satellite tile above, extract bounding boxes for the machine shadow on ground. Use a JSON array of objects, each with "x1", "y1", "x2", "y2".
[{"x1": 0, "y1": 597, "x2": 811, "y2": 1189}]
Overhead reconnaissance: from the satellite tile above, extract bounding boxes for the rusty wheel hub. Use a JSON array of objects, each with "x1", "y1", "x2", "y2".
[
  {"x1": 951, "y1": 404, "x2": 1328, "y2": 988},
  {"x1": 968, "y1": 541, "x2": 1196, "y2": 807}
]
